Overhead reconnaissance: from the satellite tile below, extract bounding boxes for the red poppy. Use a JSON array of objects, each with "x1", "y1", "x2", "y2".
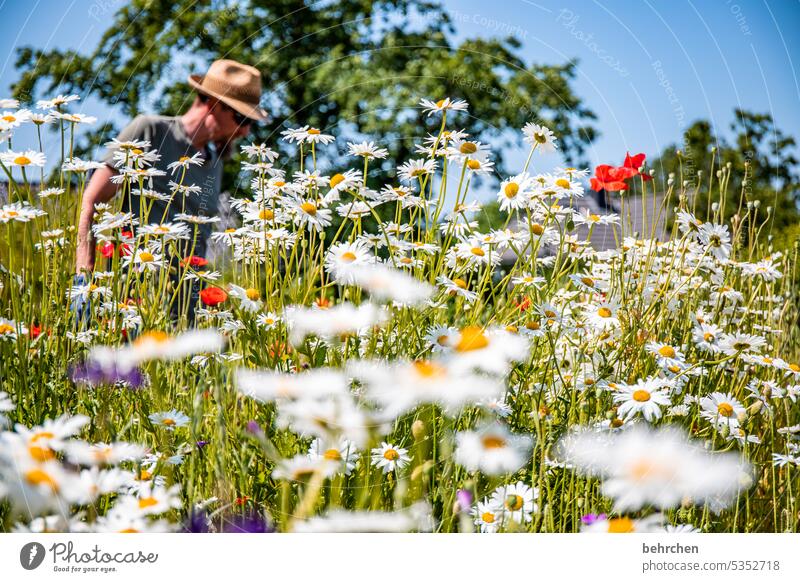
[
  {"x1": 590, "y1": 164, "x2": 637, "y2": 192},
  {"x1": 182, "y1": 255, "x2": 208, "y2": 268},
  {"x1": 118, "y1": 242, "x2": 132, "y2": 257},
  {"x1": 623, "y1": 152, "x2": 652, "y2": 181},
  {"x1": 200, "y1": 286, "x2": 228, "y2": 306},
  {"x1": 30, "y1": 324, "x2": 42, "y2": 339},
  {"x1": 97, "y1": 241, "x2": 115, "y2": 259}
]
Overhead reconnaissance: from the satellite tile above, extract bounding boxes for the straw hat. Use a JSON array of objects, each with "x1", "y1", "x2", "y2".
[{"x1": 188, "y1": 59, "x2": 268, "y2": 122}]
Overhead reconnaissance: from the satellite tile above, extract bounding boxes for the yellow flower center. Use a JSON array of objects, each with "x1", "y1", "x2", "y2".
[
  {"x1": 135, "y1": 330, "x2": 169, "y2": 345},
  {"x1": 481, "y1": 435, "x2": 507, "y2": 449},
  {"x1": 225, "y1": 228, "x2": 237, "y2": 234},
  {"x1": 0, "y1": 323, "x2": 14, "y2": 334},
  {"x1": 607, "y1": 517, "x2": 635, "y2": 533},
  {"x1": 505, "y1": 494, "x2": 524, "y2": 511},
  {"x1": 413, "y1": 360, "x2": 446, "y2": 379},
  {"x1": 597, "y1": 307, "x2": 612, "y2": 318},
  {"x1": 300, "y1": 202, "x2": 317, "y2": 216},
  {"x1": 504, "y1": 182, "x2": 519, "y2": 198},
  {"x1": 481, "y1": 512, "x2": 496, "y2": 523},
  {"x1": 29, "y1": 445, "x2": 55, "y2": 462},
  {"x1": 138, "y1": 497, "x2": 159, "y2": 509},
  {"x1": 658, "y1": 346, "x2": 676, "y2": 358},
  {"x1": 471, "y1": 247, "x2": 485, "y2": 257},
  {"x1": 340, "y1": 251, "x2": 357, "y2": 263},
  {"x1": 717, "y1": 402, "x2": 734, "y2": 417},
  {"x1": 632, "y1": 390, "x2": 651, "y2": 402},
  {"x1": 307, "y1": 128, "x2": 321, "y2": 135},
  {"x1": 459, "y1": 142, "x2": 478, "y2": 154},
  {"x1": 555, "y1": 178, "x2": 570, "y2": 189},
  {"x1": 455, "y1": 326, "x2": 489, "y2": 352},
  {"x1": 526, "y1": 321, "x2": 540, "y2": 331},
  {"x1": 533, "y1": 132, "x2": 547, "y2": 144},
  {"x1": 330, "y1": 173, "x2": 345, "y2": 188},
  {"x1": 139, "y1": 251, "x2": 155, "y2": 262},
  {"x1": 454, "y1": 278, "x2": 467, "y2": 289},
  {"x1": 179, "y1": 156, "x2": 190, "y2": 162},
  {"x1": 435, "y1": 99, "x2": 446, "y2": 108},
  {"x1": 466, "y1": 159, "x2": 481, "y2": 170},
  {"x1": 323, "y1": 449, "x2": 342, "y2": 461},
  {"x1": 25, "y1": 468, "x2": 58, "y2": 491},
  {"x1": 383, "y1": 449, "x2": 399, "y2": 461},
  {"x1": 258, "y1": 209, "x2": 274, "y2": 220},
  {"x1": 789, "y1": 363, "x2": 800, "y2": 373},
  {"x1": 245, "y1": 288, "x2": 260, "y2": 301},
  {"x1": 1, "y1": 115, "x2": 16, "y2": 122},
  {"x1": 162, "y1": 418, "x2": 176, "y2": 426},
  {"x1": 531, "y1": 223, "x2": 544, "y2": 236},
  {"x1": 14, "y1": 155, "x2": 32, "y2": 166}
]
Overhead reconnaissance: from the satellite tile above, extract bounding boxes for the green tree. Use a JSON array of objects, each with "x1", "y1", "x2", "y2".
[
  {"x1": 11, "y1": 0, "x2": 596, "y2": 191},
  {"x1": 652, "y1": 109, "x2": 799, "y2": 249}
]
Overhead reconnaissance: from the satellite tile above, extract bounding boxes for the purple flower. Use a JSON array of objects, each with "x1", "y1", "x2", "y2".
[
  {"x1": 69, "y1": 361, "x2": 145, "y2": 389},
  {"x1": 221, "y1": 512, "x2": 273, "y2": 533},
  {"x1": 455, "y1": 489, "x2": 473, "y2": 512},
  {"x1": 196, "y1": 440, "x2": 209, "y2": 450},
  {"x1": 245, "y1": 420, "x2": 263, "y2": 435},
  {"x1": 581, "y1": 513, "x2": 607, "y2": 526}
]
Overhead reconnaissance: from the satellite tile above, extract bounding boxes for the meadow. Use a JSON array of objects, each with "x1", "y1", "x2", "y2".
[{"x1": 0, "y1": 95, "x2": 798, "y2": 533}]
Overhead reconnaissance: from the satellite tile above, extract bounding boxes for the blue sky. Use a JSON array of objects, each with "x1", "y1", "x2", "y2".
[{"x1": 1, "y1": 0, "x2": 799, "y2": 191}]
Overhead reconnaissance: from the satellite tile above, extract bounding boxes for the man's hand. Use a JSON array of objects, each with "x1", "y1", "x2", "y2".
[{"x1": 75, "y1": 164, "x2": 118, "y2": 275}]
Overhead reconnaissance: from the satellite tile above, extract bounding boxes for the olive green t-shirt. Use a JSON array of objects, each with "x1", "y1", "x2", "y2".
[{"x1": 102, "y1": 115, "x2": 223, "y2": 257}]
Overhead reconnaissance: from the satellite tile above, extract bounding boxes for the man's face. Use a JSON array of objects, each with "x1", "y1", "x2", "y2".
[{"x1": 206, "y1": 98, "x2": 251, "y2": 144}]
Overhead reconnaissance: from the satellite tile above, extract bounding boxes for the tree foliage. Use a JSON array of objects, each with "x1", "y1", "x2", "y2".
[
  {"x1": 12, "y1": 0, "x2": 597, "y2": 191},
  {"x1": 652, "y1": 109, "x2": 799, "y2": 248}
]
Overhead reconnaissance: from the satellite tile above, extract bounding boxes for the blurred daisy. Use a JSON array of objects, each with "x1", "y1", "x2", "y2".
[
  {"x1": 0, "y1": 150, "x2": 46, "y2": 168},
  {"x1": 455, "y1": 422, "x2": 533, "y2": 475},
  {"x1": 148, "y1": 410, "x2": 190, "y2": 431}
]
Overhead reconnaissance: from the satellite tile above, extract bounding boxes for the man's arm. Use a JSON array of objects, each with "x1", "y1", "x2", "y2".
[{"x1": 75, "y1": 165, "x2": 119, "y2": 274}]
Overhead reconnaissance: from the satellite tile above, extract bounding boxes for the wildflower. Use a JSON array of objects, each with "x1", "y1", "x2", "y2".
[
  {"x1": 582, "y1": 514, "x2": 664, "y2": 534},
  {"x1": 280, "y1": 126, "x2": 335, "y2": 145},
  {"x1": 497, "y1": 173, "x2": 532, "y2": 212},
  {"x1": 521, "y1": 123, "x2": 558, "y2": 152},
  {"x1": 148, "y1": 410, "x2": 190, "y2": 431},
  {"x1": 241, "y1": 143, "x2": 279, "y2": 162},
  {"x1": 590, "y1": 164, "x2": 637, "y2": 192},
  {"x1": 284, "y1": 302, "x2": 387, "y2": 344},
  {"x1": 455, "y1": 422, "x2": 533, "y2": 475},
  {"x1": 698, "y1": 223, "x2": 732, "y2": 261},
  {"x1": 623, "y1": 152, "x2": 652, "y2": 181},
  {"x1": 419, "y1": 97, "x2": 469, "y2": 116},
  {"x1": 36, "y1": 94, "x2": 80, "y2": 109},
  {"x1": 699, "y1": 392, "x2": 746, "y2": 430},
  {"x1": 88, "y1": 329, "x2": 226, "y2": 370},
  {"x1": 0, "y1": 150, "x2": 46, "y2": 168},
  {"x1": 490, "y1": 482, "x2": 537, "y2": 523},
  {"x1": 166, "y1": 152, "x2": 204, "y2": 174},
  {"x1": 397, "y1": 158, "x2": 438, "y2": 182},
  {"x1": 612, "y1": 378, "x2": 672, "y2": 422},
  {"x1": 0, "y1": 391, "x2": 15, "y2": 427},
  {"x1": 0, "y1": 109, "x2": 32, "y2": 129},
  {"x1": 227, "y1": 284, "x2": 262, "y2": 312},
  {"x1": 559, "y1": 426, "x2": 750, "y2": 511},
  {"x1": 370, "y1": 442, "x2": 410, "y2": 473},
  {"x1": 291, "y1": 199, "x2": 332, "y2": 232},
  {"x1": 472, "y1": 499, "x2": 503, "y2": 533},
  {"x1": 347, "y1": 141, "x2": 388, "y2": 159},
  {"x1": 0, "y1": 318, "x2": 28, "y2": 340},
  {"x1": 718, "y1": 332, "x2": 767, "y2": 356},
  {"x1": 199, "y1": 287, "x2": 228, "y2": 306},
  {"x1": 308, "y1": 438, "x2": 359, "y2": 476}
]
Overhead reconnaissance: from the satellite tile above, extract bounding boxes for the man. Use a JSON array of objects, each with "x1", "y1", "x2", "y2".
[{"x1": 73, "y1": 59, "x2": 267, "y2": 325}]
